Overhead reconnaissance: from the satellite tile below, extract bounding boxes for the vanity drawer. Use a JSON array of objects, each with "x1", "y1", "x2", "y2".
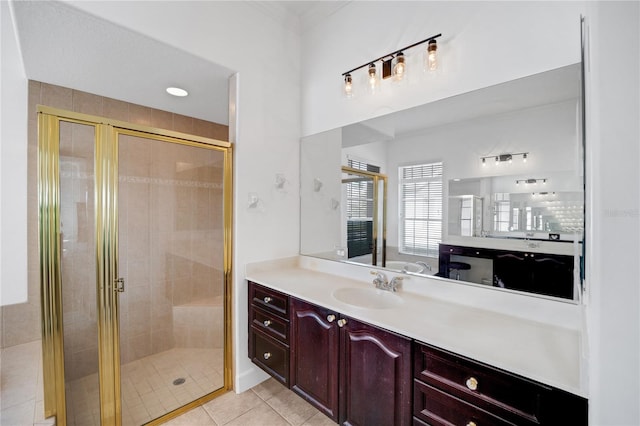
[
  {"x1": 249, "y1": 327, "x2": 289, "y2": 386},
  {"x1": 250, "y1": 281, "x2": 289, "y2": 317},
  {"x1": 414, "y1": 380, "x2": 518, "y2": 426},
  {"x1": 251, "y1": 305, "x2": 289, "y2": 343},
  {"x1": 414, "y1": 342, "x2": 546, "y2": 424}
]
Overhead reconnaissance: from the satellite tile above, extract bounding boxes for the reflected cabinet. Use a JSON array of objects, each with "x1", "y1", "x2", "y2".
[{"x1": 438, "y1": 244, "x2": 575, "y2": 299}]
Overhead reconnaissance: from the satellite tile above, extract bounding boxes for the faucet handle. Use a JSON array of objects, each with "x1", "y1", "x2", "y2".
[
  {"x1": 370, "y1": 270, "x2": 388, "y2": 289},
  {"x1": 389, "y1": 276, "x2": 404, "y2": 292}
]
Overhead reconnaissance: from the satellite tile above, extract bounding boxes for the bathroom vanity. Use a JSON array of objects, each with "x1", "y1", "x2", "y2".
[{"x1": 247, "y1": 256, "x2": 587, "y2": 425}]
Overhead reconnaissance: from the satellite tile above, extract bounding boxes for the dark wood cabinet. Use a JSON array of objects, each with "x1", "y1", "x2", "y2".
[
  {"x1": 413, "y1": 342, "x2": 588, "y2": 426},
  {"x1": 439, "y1": 244, "x2": 575, "y2": 299},
  {"x1": 339, "y1": 316, "x2": 412, "y2": 426},
  {"x1": 248, "y1": 282, "x2": 290, "y2": 386},
  {"x1": 289, "y1": 299, "x2": 340, "y2": 421},
  {"x1": 493, "y1": 251, "x2": 574, "y2": 299},
  {"x1": 290, "y1": 298, "x2": 412, "y2": 425},
  {"x1": 248, "y1": 281, "x2": 587, "y2": 426}
]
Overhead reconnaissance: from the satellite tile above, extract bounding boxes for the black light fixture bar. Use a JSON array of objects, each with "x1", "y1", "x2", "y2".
[
  {"x1": 481, "y1": 152, "x2": 529, "y2": 162},
  {"x1": 516, "y1": 178, "x2": 547, "y2": 185},
  {"x1": 341, "y1": 33, "x2": 442, "y2": 77}
]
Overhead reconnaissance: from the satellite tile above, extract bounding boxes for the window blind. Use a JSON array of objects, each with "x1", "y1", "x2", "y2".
[{"x1": 399, "y1": 162, "x2": 443, "y2": 257}]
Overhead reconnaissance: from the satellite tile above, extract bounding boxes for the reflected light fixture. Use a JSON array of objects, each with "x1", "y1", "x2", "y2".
[
  {"x1": 516, "y1": 178, "x2": 547, "y2": 185},
  {"x1": 342, "y1": 33, "x2": 441, "y2": 98},
  {"x1": 166, "y1": 86, "x2": 188, "y2": 97},
  {"x1": 481, "y1": 152, "x2": 529, "y2": 165}
]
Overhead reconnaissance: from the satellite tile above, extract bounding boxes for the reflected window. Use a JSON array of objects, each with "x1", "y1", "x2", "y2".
[
  {"x1": 493, "y1": 193, "x2": 510, "y2": 232},
  {"x1": 399, "y1": 162, "x2": 443, "y2": 257},
  {"x1": 346, "y1": 159, "x2": 380, "y2": 258}
]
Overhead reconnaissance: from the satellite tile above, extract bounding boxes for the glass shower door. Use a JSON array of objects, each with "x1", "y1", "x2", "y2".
[
  {"x1": 117, "y1": 132, "x2": 227, "y2": 425},
  {"x1": 40, "y1": 108, "x2": 232, "y2": 426},
  {"x1": 58, "y1": 121, "x2": 101, "y2": 426}
]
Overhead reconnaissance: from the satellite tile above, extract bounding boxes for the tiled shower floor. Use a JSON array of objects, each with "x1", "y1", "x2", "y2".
[
  {"x1": 1, "y1": 341, "x2": 329, "y2": 426},
  {"x1": 66, "y1": 348, "x2": 224, "y2": 426}
]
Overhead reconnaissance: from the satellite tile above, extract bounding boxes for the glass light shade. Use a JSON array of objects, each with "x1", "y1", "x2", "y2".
[
  {"x1": 367, "y1": 63, "x2": 379, "y2": 94},
  {"x1": 425, "y1": 39, "x2": 438, "y2": 71},
  {"x1": 393, "y1": 53, "x2": 406, "y2": 81},
  {"x1": 344, "y1": 74, "x2": 353, "y2": 98}
]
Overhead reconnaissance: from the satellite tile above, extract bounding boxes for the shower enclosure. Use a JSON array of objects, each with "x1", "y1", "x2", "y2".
[{"x1": 38, "y1": 106, "x2": 232, "y2": 426}]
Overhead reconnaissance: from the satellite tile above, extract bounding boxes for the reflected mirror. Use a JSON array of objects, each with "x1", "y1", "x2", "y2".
[{"x1": 301, "y1": 63, "x2": 584, "y2": 301}]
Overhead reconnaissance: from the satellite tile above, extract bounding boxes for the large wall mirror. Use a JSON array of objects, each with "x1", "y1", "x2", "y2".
[{"x1": 300, "y1": 63, "x2": 584, "y2": 302}]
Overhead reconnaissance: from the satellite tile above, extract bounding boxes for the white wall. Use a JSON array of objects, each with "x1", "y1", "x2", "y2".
[
  {"x1": 0, "y1": 1, "x2": 28, "y2": 305},
  {"x1": 1, "y1": 1, "x2": 302, "y2": 391},
  {"x1": 584, "y1": 2, "x2": 640, "y2": 424},
  {"x1": 301, "y1": 1, "x2": 639, "y2": 424}
]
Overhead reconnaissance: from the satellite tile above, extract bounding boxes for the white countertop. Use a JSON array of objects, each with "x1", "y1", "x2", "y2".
[{"x1": 246, "y1": 256, "x2": 587, "y2": 397}]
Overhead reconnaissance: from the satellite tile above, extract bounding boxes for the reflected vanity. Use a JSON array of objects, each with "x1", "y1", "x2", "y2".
[{"x1": 300, "y1": 63, "x2": 584, "y2": 301}]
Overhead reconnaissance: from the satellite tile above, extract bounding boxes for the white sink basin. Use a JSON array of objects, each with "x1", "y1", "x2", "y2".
[{"x1": 332, "y1": 287, "x2": 403, "y2": 309}]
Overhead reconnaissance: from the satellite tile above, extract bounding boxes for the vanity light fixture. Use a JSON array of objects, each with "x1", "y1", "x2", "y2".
[
  {"x1": 481, "y1": 152, "x2": 529, "y2": 165},
  {"x1": 166, "y1": 86, "x2": 188, "y2": 97},
  {"x1": 342, "y1": 33, "x2": 442, "y2": 98},
  {"x1": 516, "y1": 178, "x2": 547, "y2": 185}
]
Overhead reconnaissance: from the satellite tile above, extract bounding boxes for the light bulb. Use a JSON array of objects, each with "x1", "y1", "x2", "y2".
[
  {"x1": 426, "y1": 39, "x2": 438, "y2": 71},
  {"x1": 523, "y1": 153, "x2": 528, "y2": 163},
  {"x1": 367, "y1": 63, "x2": 379, "y2": 94},
  {"x1": 344, "y1": 74, "x2": 353, "y2": 98},
  {"x1": 482, "y1": 158, "x2": 486, "y2": 166},
  {"x1": 393, "y1": 52, "x2": 406, "y2": 81}
]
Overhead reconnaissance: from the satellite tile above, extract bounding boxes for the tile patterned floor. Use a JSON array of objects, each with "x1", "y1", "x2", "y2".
[
  {"x1": 1, "y1": 340, "x2": 330, "y2": 426},
  {"x1": 66, "y1": 348, "x2": 225, "y2": 426},
  {"x1": 166, "y1": 378, "x2": 333, "y2": 426}
]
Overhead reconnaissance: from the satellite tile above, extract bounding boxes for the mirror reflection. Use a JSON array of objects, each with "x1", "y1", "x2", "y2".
[{"x1": 300, "y1": 63, "x2": 584, "y2": 301}]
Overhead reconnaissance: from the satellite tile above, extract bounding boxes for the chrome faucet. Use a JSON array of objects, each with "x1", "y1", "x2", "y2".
[
  {"x1": 370, "y1": 271, "x2": 388, "y2": 289},
  {"x1": 415, "y1": 261, "x2": 432, "y2": 272},
  {"x1": 370, "y1": 271, "x2": 402, "y2": 292}
]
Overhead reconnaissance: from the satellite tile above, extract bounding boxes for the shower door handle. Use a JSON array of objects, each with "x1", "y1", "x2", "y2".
[{"x1": 114, "y1": 278, "x2": 125, "y2": 293}]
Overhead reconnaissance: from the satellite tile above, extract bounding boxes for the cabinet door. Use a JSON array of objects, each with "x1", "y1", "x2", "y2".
[
  {"x1": 340, "y1": 317, "x2": 412, "y2": 426},
  {"x1": 530, "y1": 254, "x2": 574, "y2": 299},
  {"x1": 290, "y1": 298, "x2": 340, "y2": 422},
  {"x1": 493, "y1": 252, "x2": 533, "y2": 292}
]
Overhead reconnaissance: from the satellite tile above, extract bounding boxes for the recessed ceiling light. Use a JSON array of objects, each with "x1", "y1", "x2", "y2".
[{"x1": 166, "y1": 87, "x2": 188, "y2": 97}]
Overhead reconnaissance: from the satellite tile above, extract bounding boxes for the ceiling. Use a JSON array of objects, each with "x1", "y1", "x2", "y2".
[{"x1": 10, "y1": 1, "x2": 345, "y2": 125}]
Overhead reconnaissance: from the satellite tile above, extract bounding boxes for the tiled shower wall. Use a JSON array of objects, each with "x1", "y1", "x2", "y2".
[{"x1": 0, "y1": 81, "x2": 228, "y2": 353}]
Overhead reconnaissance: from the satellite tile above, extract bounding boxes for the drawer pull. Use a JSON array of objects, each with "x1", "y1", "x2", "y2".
[
  {"x1": 263, "y1": 320, "x2": 272, "y2": 327},
  {"x1": 467, "y1": 422, "x2": 477, "y2": 426},
  {"x1": 263, "y1": 296, "x2": 273, "y2": 304},
  {"x1": 466, "y1": 377, "x2": 479, "y2": 391},
  {"x1": 337, "y1": 318, "x2": 348, "y2": 328},
  {"x1": 327, "y1": 314, "x2": 336, "y2": 323},
  {"x1": 263, "y1": 352, "x2": 272, "y2": 360}
]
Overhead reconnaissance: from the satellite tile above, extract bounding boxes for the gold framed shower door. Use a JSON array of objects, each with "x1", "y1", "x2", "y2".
[{"x1": 38, "y1": 106, "x2": 234, "y2": 426}]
